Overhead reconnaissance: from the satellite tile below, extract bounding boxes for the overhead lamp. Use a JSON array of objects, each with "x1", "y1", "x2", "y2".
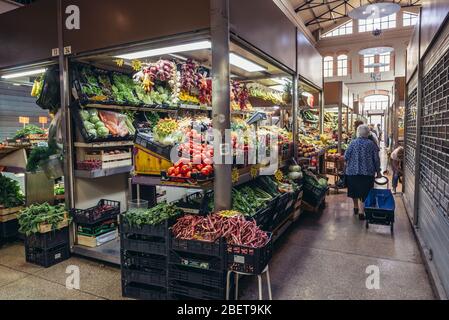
[
  {"x1": 365, "y1": 62, "x2": 389, "y2": 68},
  {"x1": 1, "y1": 68, "x2": 46, "y2": 79},
  {"x1": 348, "y1": 3, "x2": 400, "y2": 20},
  {"x1": 115, "y1": 41, "x2": 212, "y2": 60},
  {"x1": 359, "y1": 47, "x2": 394, "y2": 55},
  {"x1": 302, "y1": 92, "x2": 313, "y2": 98},
  {"x1": 230, "y1": 53, "x2": 267, "y2": 73},
  {"x1": 272, "y1": 77, "x2": 290, "y2": 86}
]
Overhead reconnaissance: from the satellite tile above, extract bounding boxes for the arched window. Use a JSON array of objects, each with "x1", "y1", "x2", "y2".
[
  {"x1": 337, "y1": 54, "x2": 348, "y2": 76},
  {"x1": 379, "y1": 53, "x2": 391, "y2": 72},
  {"x1": 363, "y1": 94, "x2": 389, "y2": 111},
  {"x1": 324, "y1": 56, "x2": 334, "y2": 78}
]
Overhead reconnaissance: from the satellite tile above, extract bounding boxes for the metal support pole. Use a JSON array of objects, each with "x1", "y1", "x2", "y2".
[
  {"x1": 319, "y1": 90, "x2": 324, "y2": 135},
  {"x1": 211, "y1": 0, "x2": 231, "y2": 211},
  {"x1": 292, "y1": 77, "x2": 299, "y2": 161},
  {"x1": 57, "y1": 0, "x2": 74, "y2": 209},
  {"x1": 338, "y1": 103, "x2": 342, "y2": 154}
]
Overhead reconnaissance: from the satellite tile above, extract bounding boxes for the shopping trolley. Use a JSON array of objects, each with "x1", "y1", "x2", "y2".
[{"x1": 364, "y1": 176, "x2": 395, "y2": 233}]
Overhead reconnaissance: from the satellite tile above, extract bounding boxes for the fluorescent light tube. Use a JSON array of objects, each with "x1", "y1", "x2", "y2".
[
  {"x1": 269, "y1": 85, "x2": 285, "y2": 92},
  {"x1": 116, "y1": 41, "x2": 212, "y2": 60},
  {"x1": 230, "y1": 53, "x2": 267, "y2": 72},
  {"x1": 1, "y1": 68, "x2": 46, "y2": 79}
]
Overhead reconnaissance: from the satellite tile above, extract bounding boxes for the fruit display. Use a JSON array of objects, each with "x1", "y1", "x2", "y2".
[
  {"x1": 298, "y1": 141, "x2": 318, "y2": 158},
  {"x1": 0, "y1": 174, "x2": 24, "y2": 208},
  {"x1": 76, "y1": 160, "x2": 102, "y2": 171},
  {"x1": 31, "y1": 76, "x2": 44, "y2": 98},
  {"x1": 247, "y1": 83, "x2": 285, "y2": 105},
  {"x1": 324, "y1": 111, "x2": 338, "y2": 130}
]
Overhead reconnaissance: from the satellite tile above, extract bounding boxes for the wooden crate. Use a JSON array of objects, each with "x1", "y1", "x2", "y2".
[
  {"x1": 84, "y1": 148, "x2": 132, "y2": 169},
  {"x1": 0, "y1": 214, "x2": 18, "y2": 223},
  {"x1": 76, "y1": 229, "x2": 117, "y2": 247},
  {"x1": 37, "y1": 213, "x2": 70, "y2": 234},
  {"x1": 0, "y1": 206, "x2": 23, "y2": 216}
]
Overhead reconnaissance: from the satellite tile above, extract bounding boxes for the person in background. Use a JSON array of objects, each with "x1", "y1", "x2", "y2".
[
  {"x1": 332, "y1": 129, "x2": 338, "y2": 141},
  {"x1": 391, "y1": 146, "x2": 404, "y2": 194},
  {"x1": 345, "y1": 125, "x2": 382, "y2": 220},
  {"x1": 353, "y1": 120, "x2": 364, "y2": 139},
  {"x1": 377, "y1": 124, "x2": 383, "y2": 142},
  {"x1": 368, "y1": 124, "x2": 380, "y2": 148}
]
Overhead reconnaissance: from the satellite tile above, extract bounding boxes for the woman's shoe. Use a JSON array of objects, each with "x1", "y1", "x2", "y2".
[
  {"x1": 359, "y1": 213, "x2": 366, "y2": 220},
  {"x1": 353, "y1": 208, "x2": 359, "y2": 215}
]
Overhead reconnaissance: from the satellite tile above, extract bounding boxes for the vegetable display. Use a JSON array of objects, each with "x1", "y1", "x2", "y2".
[
  {"x1": 232, "y1": 186, "x2": 273, "y2": 217},
  {"x1": 26, "y1": 146, "x2": 56, "y2": 172},
  {"x1": 17, "y1": 203, "x2": 68, "y2": 236},
  {"x1": 123, "y1": 203, "x2": 181, "y2": 227},
  {"x1": 13, "y1": 125, "x2": 45, "y2": 140},
  {"x1": 172, "y1": 213, "x2": 269, "y2": 248},
  {"x1": 153, "y1": 118, "x2": 182, "y2": 146},
  {"x1": 0, "y1": 175, "x2": 24, "y2": 208}
]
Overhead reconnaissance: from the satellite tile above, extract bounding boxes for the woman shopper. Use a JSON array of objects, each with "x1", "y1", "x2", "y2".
[
  {"x1": 390, "y1": 146, "x2": 404, "y2": 194},
  {"x1": 345, "y1": 125, "x2": 382, "y2": 220}
]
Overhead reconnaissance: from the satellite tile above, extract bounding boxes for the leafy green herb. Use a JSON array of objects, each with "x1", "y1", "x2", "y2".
[
  {"x1": 26, "y1": 146, "x2": 58, "y2": 173},
  {"x1": 123, "y1": 203, "x2": 181, "y2": 227},
  {"x1": 17, "y1": 203, "x2": 68, "y2": 236},
  {"x1": 0, "y1": 175, "x2": 24, "y2": 208},
  {"x1": 13, "y1": 125, "x2": 45, "y2": 140}
]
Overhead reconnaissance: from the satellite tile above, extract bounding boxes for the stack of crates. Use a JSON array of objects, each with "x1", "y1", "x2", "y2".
[
  {"x1": 0, "y1": 206, "x2": 22, "y2": 244},
  {"x1": 169, "y1": 237, "x2": 228, "y2": 300},
  {"x1": 71, "y1": 200, "x2": 120, "y2": 248},
  {"x1": 25, "y1": 227, "x2": 70, "y2": 267},
  {"x1": 120, "y1": 218, "x2": 170, "y2": 300}
]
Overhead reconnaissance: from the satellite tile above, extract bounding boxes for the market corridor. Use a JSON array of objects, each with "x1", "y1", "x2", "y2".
[
  {"x1": 0, "y1": 191, "x2": 435, "y2": 300},
  {"x1": 239, "y1": 192, "x2": 435, "y2": 299}
]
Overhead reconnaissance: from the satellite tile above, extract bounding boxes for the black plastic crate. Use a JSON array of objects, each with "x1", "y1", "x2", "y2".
[
  {"x1": 0, "y1": 219, "x2": 19, "y2": 239},
  {"x1": 121, "y1": 235, "x2": 167, "y2": 256},
  {"x1": 122, "y1": 268, "x2": 166, "y2": 288},
  {"x1": 134, "y1": 131, "x2": 174, "y2": 160},
  {"x1": 169, "y1": 281, "x2": 226, "y2": 300},
  {"x1": 226, "y1": 234, "x2": 273, "y2": 274},
  {"x1": 122, "y1": 251, "x2": 167, "y2": 270},
  {"x1": 25, "y1": 227, "x2": 69, "y2": 250},
  {"x1": 170, "y1": 236, "x2": 224, "y2": 258},
  {"x1": 303, "y1": 183, "x2": 328, "y2": 207},
  {"x1": 120, "y1": 218, "x2": 170, "y2": 238},
  {"x1": 71, "y1": 199, "x2": 120, "y2": 225},
  {"x1": 25, "y1": 243, "x2": 70, "y2": 268},
  {"x1": 169, "y1": 251, "x2": 224, "y2": 272},
  {"x1": 76, "y1": 218, "x2": 118, "y2": 237},
  {"x1": 175, "y1": 191, "x2": 213, "y2": 215},
  {"x1": 250, "y1": 203, "x2": 274, "y2": 231},
  {"x1": 169, "y1": 265, "x2": 225, "y2": 288},
  {"x1": 122, "y1": 282, "x2": 167, "y2": 300}
]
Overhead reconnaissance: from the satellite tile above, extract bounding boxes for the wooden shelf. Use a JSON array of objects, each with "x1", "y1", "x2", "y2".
[
  {"x1": 74, "y1": 141, "x2": 134, "y2": 149},
  {"x1": 74, "y1": 165, "x2": 133, "y2": 179}
]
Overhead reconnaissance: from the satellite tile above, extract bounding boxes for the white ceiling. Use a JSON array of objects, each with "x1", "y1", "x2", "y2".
[{"x1": 289, "y1": 0, "x2": 421, "y2": 33}]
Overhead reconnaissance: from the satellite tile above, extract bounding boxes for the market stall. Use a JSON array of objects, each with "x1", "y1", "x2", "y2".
[{"x1": 0, "y1": 0, "x2": 323, "y2": 300}]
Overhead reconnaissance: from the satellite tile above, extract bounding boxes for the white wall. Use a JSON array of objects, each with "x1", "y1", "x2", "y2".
[{"x1": 316, "y1": 9, "x2": 417, "y2": 101}]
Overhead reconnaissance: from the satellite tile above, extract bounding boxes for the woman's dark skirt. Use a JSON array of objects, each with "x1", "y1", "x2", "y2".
[{"x1": 346, "y1": 175, "x2": 375, "y2": 200}]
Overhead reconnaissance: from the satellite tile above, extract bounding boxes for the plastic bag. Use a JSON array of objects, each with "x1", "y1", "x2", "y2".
[{"x1": 98, "y1": 110, "x2": 129, "y2": 137}]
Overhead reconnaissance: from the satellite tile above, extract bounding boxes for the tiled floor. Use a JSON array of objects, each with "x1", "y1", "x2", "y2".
[{"x1": 0, "y1": 168, "x2": 436, "y2": 300}]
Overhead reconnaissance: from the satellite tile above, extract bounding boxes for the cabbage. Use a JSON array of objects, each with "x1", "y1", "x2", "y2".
[
  {"x1": 87, "y1": 128, "x2": 97, "y2": 138},
  {"x1": 83, "y1": 121, "x2": 95, "y2": 131},
  {"x1": 90, "y1": 115, "x2": 101, "y2": 124},
  {"x1": 88, "y1": 109, "x2": 98, "y2": 117},
  {"x1": 97, "y1": 126, "x2": 109, "y2": 137},
  {"x1": 80, "y1": 110, "x2": 90, "y2": 121},
  {"x1": 95, "y1": 121, "x2": 105, "y2": 129}
]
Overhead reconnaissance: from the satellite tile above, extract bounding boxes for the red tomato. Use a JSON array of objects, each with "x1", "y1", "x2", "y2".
[
  {"x1": 167, "y1": 167, "x2": 175, "y2": 175},
  {"x1": 192, "y1": 169, "x2": 199, "y2": 174},
  {"x1": 201, "y1": 167, "x2": 210, "y2": 176},
  {"x1": 196, "y1": 164, "x2": 204, "y2": 171},
  {"x1": 174, "y1": 167, "x2": 180, "y2": 175},
  {"x1": 186, "y1": 171, "x2": 192, "y2": 178},
  {"x1": 181, "y1": 165, "x2": 190, "y2": 175}
]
